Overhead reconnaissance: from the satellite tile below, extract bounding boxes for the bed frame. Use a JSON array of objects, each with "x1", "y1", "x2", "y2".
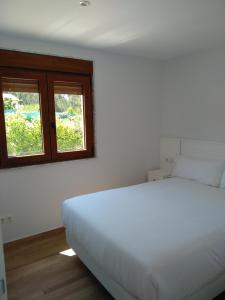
[
  {"x1": 66, "y1": 137, "x2": 225, "y2": 300},
  {"x1": 67, "y1": 229, "x2": 225, "y2": 300}
]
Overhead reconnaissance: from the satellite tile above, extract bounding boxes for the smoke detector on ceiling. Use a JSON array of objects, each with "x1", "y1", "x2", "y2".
[{"x1": 80, "y1": 0, "x2": 91, "y2": 6}]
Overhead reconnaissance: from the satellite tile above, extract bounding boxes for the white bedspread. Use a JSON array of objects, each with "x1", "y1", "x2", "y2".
[{"x1": 62, "y1": 178, "x2": 225, "y2": 300}]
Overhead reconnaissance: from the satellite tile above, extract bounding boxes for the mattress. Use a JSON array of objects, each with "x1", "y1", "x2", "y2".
[{"x1": 62, "y1": 178, "x2": 225, "y2": 300}]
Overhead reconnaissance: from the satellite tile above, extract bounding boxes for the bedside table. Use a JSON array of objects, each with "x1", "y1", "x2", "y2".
[{"x1": 147, "y1": 169, "x2": 168, "y2": 182}]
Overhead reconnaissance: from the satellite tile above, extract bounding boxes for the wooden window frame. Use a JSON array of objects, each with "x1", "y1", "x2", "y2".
[
  {"x1": 0, "y1": 49, "x2": 94, "y2": 168},
  {"x1": 0, "y1": 68, "x2": 52, "y2": 168}
]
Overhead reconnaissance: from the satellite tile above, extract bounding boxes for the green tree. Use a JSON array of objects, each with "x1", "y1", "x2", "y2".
[
  {"x1": 56, "y1": 120, "x2": 83, "y2": 152},
  {"x1": 5, "y1": 114, "x2": 83, "y2": 156},
  {"x1": 5, "y1": 114, "x2": 42, "y2": 156},
  {"x1": 11, "y1": 92, "x2": 39, "y2": 105},
  {"x1": 4, "y1": 97, "x2": 16, "y2": 110}
]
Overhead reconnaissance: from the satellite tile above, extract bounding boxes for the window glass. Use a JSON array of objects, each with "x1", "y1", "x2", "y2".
[
  {"x1": 2, "y1": 77, "x2": 44, "y2": 157},
  {"x1": 53, "y1": 81, "x2": 85, "y2": 152}
]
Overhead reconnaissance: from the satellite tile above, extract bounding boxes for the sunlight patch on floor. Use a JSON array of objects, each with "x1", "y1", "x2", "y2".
[{"x1": 60, "y1": 248, "x2": 76, "y2": 256}]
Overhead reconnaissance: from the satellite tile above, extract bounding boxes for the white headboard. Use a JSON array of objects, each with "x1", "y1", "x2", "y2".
[
  {"x1": 160, "y1": 137, "x2": 225, "y2": 174},
  {"x1": 181, "y1": 139, "x2": 225, "y2": 160}
]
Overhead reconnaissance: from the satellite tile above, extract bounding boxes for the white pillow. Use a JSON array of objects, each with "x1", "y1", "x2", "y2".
[
  {"x1": 172, "y1": 155, "x2": 225, "y2": 187},
  {"x1": 219, "y1": 171, "x2": 225, "y2": 188}
]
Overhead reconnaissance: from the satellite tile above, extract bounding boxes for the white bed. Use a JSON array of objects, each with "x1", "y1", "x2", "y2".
[{"x1": 63, "y1": 177, "x2": 225, "y2": 300}]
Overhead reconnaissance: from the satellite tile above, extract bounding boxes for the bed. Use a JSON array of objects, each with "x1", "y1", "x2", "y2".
[
  {"x1": 62, "y1": 138, "x2": 225, "y2": 300},
  {"x1": 63, "y1": 177, "x2": 225, "y2": 300}
]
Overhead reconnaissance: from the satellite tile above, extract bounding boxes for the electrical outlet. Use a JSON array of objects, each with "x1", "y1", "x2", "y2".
[
  {"x1": 165, "y1": 157, "x2": 175, "y2": 163},
  {"x1": 0, "y1": 215, "x2": 12, "y2": 224}
]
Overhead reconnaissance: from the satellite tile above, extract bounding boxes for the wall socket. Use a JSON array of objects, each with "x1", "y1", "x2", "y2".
[
  {"x1": 0, "y1": 215, "x2": 12, "y2": 224},
  {"x1": 165, "y1": 157, "x2": 175, "y2": 163}
]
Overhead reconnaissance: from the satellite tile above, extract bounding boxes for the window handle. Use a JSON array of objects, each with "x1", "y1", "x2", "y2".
[{"x1": 51, "y1": 122, "x2": 56, "y2": 130}]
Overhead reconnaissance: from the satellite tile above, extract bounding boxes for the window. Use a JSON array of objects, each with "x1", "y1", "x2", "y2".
[{"x1": 0, "y1": 50, "x2": 94, "y2": 168}]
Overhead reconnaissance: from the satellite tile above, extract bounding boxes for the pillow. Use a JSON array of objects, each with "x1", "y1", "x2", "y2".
[
  {"x1": 219, "y1": 171, "x2": 225, "y2": 188},
  {"x1": 172, "y1": 155, "x2": 225, "y2": 187}
]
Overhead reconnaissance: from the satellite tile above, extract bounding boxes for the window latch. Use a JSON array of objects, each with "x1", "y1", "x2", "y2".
[{"x1": 51, "y1": 122, "x2": 56, "y2": 130}]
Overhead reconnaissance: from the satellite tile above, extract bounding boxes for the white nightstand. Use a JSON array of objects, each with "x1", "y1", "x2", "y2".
[
  {"x1": 0, "y1": 223, "x2": 7, "y2": 300},
  {"x1": 147, "y1": 169, "x2": 168, "y2": 182}
]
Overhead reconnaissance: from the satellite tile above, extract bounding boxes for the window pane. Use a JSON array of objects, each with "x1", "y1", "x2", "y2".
[
  {"x1": 2, "y1": 78, "x2": 44, "y2": 157},
  {"x1": 54, "y1": 81, "x2": 85, "y2": 152}
]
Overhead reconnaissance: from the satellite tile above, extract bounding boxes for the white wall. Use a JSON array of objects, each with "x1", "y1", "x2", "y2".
[
  {"x1": 161, "y1": 47, "x2": 225, "y2": 142},
  {"x1": 0, "y1": 223, "x2": 7, "y2": 299},
  {"x1": 2, "y1": 36, "x2": 223, "y2": 243},
  {"x1": 0, "y1": 34, "x2": 161, "y2": 242}
]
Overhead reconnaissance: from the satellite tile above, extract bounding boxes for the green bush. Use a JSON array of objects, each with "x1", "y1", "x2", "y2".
[
  {"x1": 4, "y1": 97, "x2": 17, "y2": 110},
  {"x1": 5, "y1": 114, "x2": 42, "y2": 156},
  {"x1": 5, "y1": 114, "x2": 83, "y2": 156},
  {"x1": 18, "y1": 104, "x2": 40, "y2": 112},
  {"x1": 56, "y1": 120, "x2": 83, "y2": 152}
]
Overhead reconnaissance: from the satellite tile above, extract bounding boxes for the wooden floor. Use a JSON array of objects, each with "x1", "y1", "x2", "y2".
[
  {"x1": 4, "y1": 228, "x2": 225, "y2": 300},
  {"x1": 4, "y1": 228, "x2": 113, "y2": 300}
]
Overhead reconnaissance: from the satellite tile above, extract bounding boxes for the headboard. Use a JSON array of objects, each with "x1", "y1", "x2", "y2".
[
  {"x1": 160, "y1": 137, "x2": 181, "y2": 174},
  {"x1": 160, "y1": 137, "x2": 225, "y2": 174},
  {"x1": 181, "y1": 139, "x2": 225, "y2": 160}
]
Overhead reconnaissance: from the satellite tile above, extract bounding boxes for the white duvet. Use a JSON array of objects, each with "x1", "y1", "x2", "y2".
[{"x1": 63, "y1": 178, "x2": 225, "y2": 300}]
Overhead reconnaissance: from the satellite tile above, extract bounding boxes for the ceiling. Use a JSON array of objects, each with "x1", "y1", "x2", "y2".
[{"x1": 0, "y1": 0, "x2": 225, "y2": 59}]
